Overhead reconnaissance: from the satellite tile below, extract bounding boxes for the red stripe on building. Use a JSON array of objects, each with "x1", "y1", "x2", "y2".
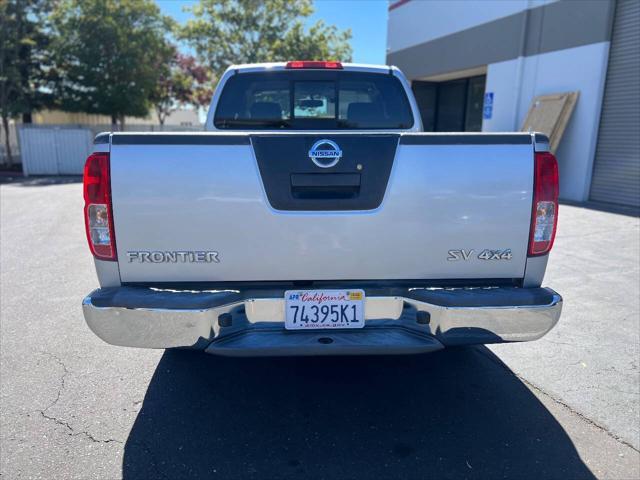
[{"x1": 389, "y1": 0, "x2": 411, "y2": 11}]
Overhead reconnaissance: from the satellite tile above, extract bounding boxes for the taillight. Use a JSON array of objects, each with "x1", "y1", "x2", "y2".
[
  {"x1": 285, "y1": 61, "x2": 343, "y2": 69},
  {"x1": 83, "y1": 152, "x2": 116, "y2": 261},
  {"x1": 528, "y1": 152, "x2": 559, "y2": 256}
]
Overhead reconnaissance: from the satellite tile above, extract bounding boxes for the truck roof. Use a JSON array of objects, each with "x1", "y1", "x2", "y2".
[{"x1": 226, "y1": 62, "x2": 397, "y2": 74}]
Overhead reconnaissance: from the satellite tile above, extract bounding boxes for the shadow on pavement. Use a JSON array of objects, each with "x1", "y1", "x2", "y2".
[{"x1": 123, "y1": 347, "x2": 594, "y2": 480}]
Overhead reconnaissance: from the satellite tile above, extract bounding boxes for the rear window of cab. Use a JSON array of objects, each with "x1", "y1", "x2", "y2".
[{"x1": 214, "y1": 70, "x2": 414, "y2": 130}]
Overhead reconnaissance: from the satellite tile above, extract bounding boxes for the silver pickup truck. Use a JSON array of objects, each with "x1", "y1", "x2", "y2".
[{"x1": 82, "y1": 61, "x2": 562, "y2": 356}]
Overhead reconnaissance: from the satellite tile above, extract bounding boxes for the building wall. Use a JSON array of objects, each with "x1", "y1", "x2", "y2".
[
  {"x1": 387, "y1": 0, "x2": 541, "y2": 54},
  {"x1": 32, "y1": 110, "x2": 113, "y2": 125},
  {"x1": 32, "y1": 108, "x2": 201, "y2": 126},
  {"x1": 483, "y1": 43, "x2": 610, "y2": 201},
  {"x1": 387, "y1": 0, "x2": 616, "y2": 202},
  {"x1": 590, "y1": 0, "x2": 640, "y2": 207}
]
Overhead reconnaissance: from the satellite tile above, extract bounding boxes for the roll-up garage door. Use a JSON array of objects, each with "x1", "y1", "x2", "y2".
[{"x1": 590, "y1": 0, "x2": 640, "y2": 207}]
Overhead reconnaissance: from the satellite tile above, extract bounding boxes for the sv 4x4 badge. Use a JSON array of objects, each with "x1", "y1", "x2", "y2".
[{"x1": 447, "y1": 249, "x2": 513, "y2": 261}]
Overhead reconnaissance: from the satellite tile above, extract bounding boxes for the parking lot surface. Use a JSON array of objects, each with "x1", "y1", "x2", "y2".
[{"x1": 1, "y1": 178, "x2": 639, "y2": 479}]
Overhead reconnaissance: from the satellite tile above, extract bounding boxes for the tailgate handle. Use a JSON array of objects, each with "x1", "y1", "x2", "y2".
[{"x1": 291, "y1": 173, "x2": 361, "y2": 199}]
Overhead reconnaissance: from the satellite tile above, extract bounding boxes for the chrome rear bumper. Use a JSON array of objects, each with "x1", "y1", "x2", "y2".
[{"x1": 82, "y1": 286, "x2": 562, "y2": 356}]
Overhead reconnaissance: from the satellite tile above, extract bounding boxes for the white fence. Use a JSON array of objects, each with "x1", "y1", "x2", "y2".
[
  {"x1": 17, "y1": 124, "x2": 202, "y2": 175},
  {"x1": 19, "y1": 127, "x2": 93, "y2": 175}
]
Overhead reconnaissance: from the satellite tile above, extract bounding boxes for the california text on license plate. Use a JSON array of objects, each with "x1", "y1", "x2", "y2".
[{"x1": 284, "y1": 289, "x2": 365, "y2": 330}]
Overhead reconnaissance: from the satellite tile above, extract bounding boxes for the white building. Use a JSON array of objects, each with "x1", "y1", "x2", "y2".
[{"x1": 387, "y1": 0, "x2": 639, "y2": 207}]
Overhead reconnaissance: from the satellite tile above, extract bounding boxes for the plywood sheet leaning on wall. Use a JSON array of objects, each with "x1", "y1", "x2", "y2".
[{"x1": 521, "y1": 92, "x2": 579, "y2": 153}]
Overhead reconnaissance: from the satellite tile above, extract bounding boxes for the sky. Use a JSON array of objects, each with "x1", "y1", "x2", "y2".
[{"x1": 155, "y1": 0, "x2": 389, "y2": 65}]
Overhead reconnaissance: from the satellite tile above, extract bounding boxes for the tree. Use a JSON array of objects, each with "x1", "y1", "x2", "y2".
[
  {"x1": 179, "y1": 54, "x2": 214, "y2": 110},
  {"x1": 150, "y1": 52, "x2": 212, "y2": 125},
  {"x1": 179, "y1": 0, "x2": 352, "y2": 82},
  {"x1": 272, "y1": 20, "x2": 352, "y2": 64},
  {"x1": 0, "y1": 0, "x2": 54, "y2": 165},
  {"x1": 51, "y1": 0, "x2": 174, "y2": 127}
]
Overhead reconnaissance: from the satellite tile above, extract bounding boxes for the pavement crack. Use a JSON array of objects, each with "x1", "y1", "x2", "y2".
[
  {"x1": 39, "y1": 410, "x2": 123, "y2": 444},
  {"x1": 517, "y1": 376, "x2": 640, "y2": 453},
  {"x1": 477, "y1": 347, "x2": 640, "y2": 453},
  {"x1": 40, "y1": 351, "x2": 69, "y2": 412},
  {"x1": 37, "y1": 351, "x2": 123, "y2": 445},
  {"x1": 544, "y1": 339, "x2": 576, "y2": 347}
]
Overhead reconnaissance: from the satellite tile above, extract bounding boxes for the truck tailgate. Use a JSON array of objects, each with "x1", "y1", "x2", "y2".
[{"x1": 109, "y1": 133, "x2": 534, "y2": 283}]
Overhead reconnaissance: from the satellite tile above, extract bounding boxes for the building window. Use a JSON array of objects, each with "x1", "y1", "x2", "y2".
[{"x1": 411, "y1": 75, "x2": 486, "y2": 132}]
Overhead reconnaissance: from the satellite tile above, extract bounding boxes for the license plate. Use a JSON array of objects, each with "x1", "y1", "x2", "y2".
[{"x1": 284, "y1": 289, "x2": 365, "y2": 330}]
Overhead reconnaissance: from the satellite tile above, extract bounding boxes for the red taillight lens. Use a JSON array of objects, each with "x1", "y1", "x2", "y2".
[
  {"x1": 285, "y1": 61, "x2": 343, "y2": 69},
  {"x1": 528, "y1": 152, "x2": 559, "y2": 256},
  {"x1": 83, "y1": 152, "x2": 116, "y2": 261}
]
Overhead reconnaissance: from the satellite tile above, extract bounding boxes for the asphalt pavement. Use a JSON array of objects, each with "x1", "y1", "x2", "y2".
[{"x1": 1, "y1": 177, "x2": 639, "y2": 479}]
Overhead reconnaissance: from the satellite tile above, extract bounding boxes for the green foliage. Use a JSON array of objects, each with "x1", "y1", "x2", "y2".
[
  {"x1": 51, "y1": 0, "x2": 174, "y2": 125},
  {"x1": 179, "y1": 0, "x2": 352, "y2": 81},
  {"x1": 2, "y1": 0, "x2": 353, "y2": 137},
  {"x1": 0, "y1": 0, "x2": 55, "y2": 164},
  {"x1": 0, "y1": 0, "x2": 55, "y2": 120}
]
